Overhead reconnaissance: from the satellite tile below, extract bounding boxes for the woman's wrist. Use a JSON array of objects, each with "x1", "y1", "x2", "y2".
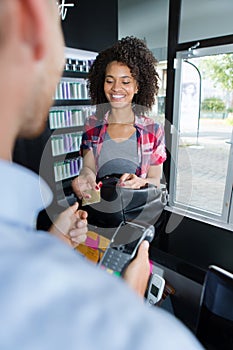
[
  {"x1": 144, "y1": 178, "x2": 160, "y2": 188},
  {"x1": 80, "y1": 166, "x2": 96, "y2": 179}
]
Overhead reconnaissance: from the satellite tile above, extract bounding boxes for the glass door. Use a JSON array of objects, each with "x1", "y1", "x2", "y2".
[{"x1": 169, "y1": 44, "x2": 233, "y2": 225}]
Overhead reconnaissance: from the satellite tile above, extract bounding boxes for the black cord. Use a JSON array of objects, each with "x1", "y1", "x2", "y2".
[{"x1": 119, "y1": 186, "x2": 127, "y2": 224}]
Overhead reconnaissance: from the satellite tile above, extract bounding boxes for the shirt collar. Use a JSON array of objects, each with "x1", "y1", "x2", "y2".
[
  {"x1": 103, "y1": 110, "x2": 111, "y2": 124},
  {"x1": 0, "y1": 160, "x2": 53, "y2": 230},
  {"x1": 134, "y1": 114, "x2": 146, "y2": 129}
]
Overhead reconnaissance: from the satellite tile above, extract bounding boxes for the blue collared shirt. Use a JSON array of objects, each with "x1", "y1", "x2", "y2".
[
  {"x1": 0, "y1": 160, "x2": 203, "y2": 350},
  {"x1": 0, "y1": 159, "x2": 53, "y2": 230}
]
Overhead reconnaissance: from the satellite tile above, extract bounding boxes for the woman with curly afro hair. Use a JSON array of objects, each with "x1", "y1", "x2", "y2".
[{"x1": 72, "y1": 36, "x2": 166, "y2": 201}]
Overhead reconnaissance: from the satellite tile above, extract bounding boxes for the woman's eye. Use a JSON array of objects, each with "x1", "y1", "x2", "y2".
[
  {"x1": 105, "y1": 80, "x2": 113, "y2": 84},
  {"x1": 122, "y1": 81, "x2": 130, "y2": 85}
]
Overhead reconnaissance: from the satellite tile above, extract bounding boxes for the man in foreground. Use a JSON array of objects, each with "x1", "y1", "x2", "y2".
[{"x1": 0, "y1": 1, "x2": 203, "y2": 349}]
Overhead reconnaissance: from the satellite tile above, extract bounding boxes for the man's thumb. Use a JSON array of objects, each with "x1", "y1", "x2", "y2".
[
  {"x1": 70, "y1": 201, "x2": 79, "y2": 213},
  {"x1": 138, "y1": 240, "x2": 150, "y2": 257}
]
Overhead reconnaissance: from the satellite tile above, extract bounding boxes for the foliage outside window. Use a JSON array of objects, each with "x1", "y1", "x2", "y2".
[{"x1": 201, "y1": 97, "x2": 226, "y2": 112}]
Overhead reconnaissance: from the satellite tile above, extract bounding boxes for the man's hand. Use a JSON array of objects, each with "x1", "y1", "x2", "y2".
[
  {"x1": 123, "y1": 240, "x2": 151, "y2": 297},
  {"x1": 48, "y1": 202, "x2": 88, "y2": 248}
]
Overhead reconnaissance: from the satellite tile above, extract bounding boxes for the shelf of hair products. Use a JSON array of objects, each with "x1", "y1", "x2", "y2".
[{"x1": 49, "y1": 47, "x2": 97, "y2": 188}]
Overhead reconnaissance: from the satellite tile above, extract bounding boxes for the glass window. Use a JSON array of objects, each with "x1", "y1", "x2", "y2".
[
  {"x1": 118, "y1": 0, "x2": 169, "y2": 126},
  {"x1": 179, "y1": 0, "x2": 233, "y2": 43},
  {"x1": 118, "y1": 0, "x2": 169, "y2": 60},
  {"x1": 170, "y1": 44, "x2": 233, "y2": 226}
]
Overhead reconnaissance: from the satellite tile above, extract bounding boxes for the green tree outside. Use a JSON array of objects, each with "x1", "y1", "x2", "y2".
[{"x1": 200, "y1": 54, "x2": 233, "y2": 109}]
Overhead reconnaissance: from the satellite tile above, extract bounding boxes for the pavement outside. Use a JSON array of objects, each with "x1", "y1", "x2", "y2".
[{"x1": 175, "y1": 118, "x2": 232, "y2": 215}]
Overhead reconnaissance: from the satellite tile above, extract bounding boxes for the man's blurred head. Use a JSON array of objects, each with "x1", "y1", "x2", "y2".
[{"x1": 0, "y1": 0, "x2": 65, "y2": 141}]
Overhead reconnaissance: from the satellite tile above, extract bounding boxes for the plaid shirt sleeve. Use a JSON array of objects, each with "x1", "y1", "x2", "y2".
[
  {"x1": 150, "y1": 123, "x2": 167, "y2": 165},
  {"x1": 136, "y1": 118, "x2": 167, "y2": 178},
  {"x1": 80, "y1": 116, "x2": 102, "y2": 157}
]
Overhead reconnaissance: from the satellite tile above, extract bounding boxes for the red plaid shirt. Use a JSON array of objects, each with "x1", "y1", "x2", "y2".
[{"x1": 80, "y1": 112, "x2": 166, "y2": 178}]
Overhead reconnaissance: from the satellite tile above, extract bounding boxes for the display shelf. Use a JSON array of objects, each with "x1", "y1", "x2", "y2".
[
  {"x1": 52, "y1": 151, "x2": 80, "y2": 160},
  {"x1": 51, "y1": 126, "x2": 83, "y2": 135},
  {"x1": 64, "y1": 47, "x2": 98, "y2": 61},
  {"x1": 51, "y1": 131, "x2": 82, "y2": 157},
  {"x1": 48, "y1": 47, "x2": 97, "y2": 205},
  {"x1": 62, "y1": 71, "x2": 90, "y2": 79},
  {"x1": 53, "y1": 99, "x2": 91, "y2": 107},
  {"x1": 54, "y1": 78, "x2": 88, "y2": 100},
  {"x1": 54, "y1": 159, "x2": 80, "y2": 182},
  {"x1": 49, "y1": 104, "x2": 95, "y2": 130}
]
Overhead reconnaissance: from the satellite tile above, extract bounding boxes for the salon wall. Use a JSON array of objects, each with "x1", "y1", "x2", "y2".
[{"x1": 61, "y1": 0, "x2": 118, "y2": 52}]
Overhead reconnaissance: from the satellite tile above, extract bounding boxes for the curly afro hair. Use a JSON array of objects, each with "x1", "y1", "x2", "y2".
[{"x1": 87, "y1": 36, "x2": 160, "y2": 117}]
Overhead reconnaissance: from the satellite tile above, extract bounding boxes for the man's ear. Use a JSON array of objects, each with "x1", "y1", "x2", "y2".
[{"x1": 18, "y1": 0, "x2": 49, "y2": 60}]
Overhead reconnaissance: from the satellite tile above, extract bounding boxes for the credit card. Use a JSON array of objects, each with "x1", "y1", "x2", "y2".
[{"x1": 82, "y1": 189, "x2": 101, "y2": 206}]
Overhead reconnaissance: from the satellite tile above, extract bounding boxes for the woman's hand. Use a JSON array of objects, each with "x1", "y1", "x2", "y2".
[
  {"x1": 72, "y1": 175, "x2": 94, "y2": 199},
  {"x1": 123, "y1": 240, "x2": 151, "y2": 297},
  {"x1": 72, "y1": 174, "x2": 102, "y2": 202},
  {"x1": 48, "y1": 202, "x2": 88, "y2": 248},
  {"x1": 118, "y1": 173, "x2": 147, "y2": 189},
  {"x1": 118, "y1": 165, "x2": 162, "y2": 189},
  {"x1": 72, "y1": 165, "x2": 102, "y2": 200}
]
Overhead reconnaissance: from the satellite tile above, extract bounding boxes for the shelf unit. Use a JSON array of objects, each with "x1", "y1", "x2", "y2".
[{"x1": 48, "y1": 47, "x2": 97, "y2": 207}]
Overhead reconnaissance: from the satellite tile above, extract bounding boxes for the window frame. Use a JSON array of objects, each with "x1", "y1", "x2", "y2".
[{"x1": 164, "y1": 0, "x2": 233, "y2": 231}]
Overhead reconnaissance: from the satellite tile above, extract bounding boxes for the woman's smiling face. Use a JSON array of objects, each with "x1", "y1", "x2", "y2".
[{"x1": 104, "y1": 61, "x2": 138, "y2": 109}]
